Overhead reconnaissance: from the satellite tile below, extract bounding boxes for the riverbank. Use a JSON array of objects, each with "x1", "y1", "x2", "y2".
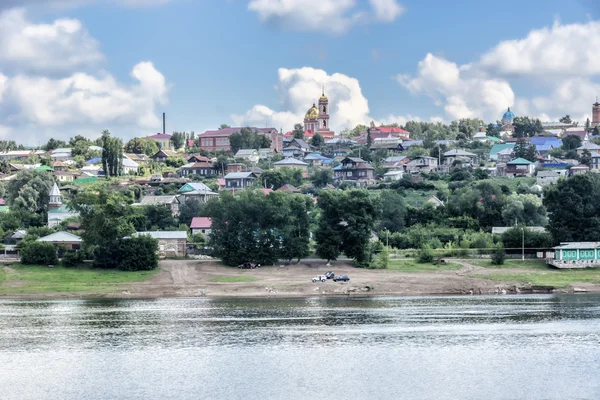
[{"x1": 2, "y1": 259, "x2": 600, "y2": 299}]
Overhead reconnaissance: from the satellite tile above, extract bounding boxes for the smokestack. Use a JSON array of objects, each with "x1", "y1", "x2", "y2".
[{"x1": 162, "y1": 112, "x2": 166, "y2": 134}]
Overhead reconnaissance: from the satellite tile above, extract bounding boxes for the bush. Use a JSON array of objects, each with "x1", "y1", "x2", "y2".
[
  {"x1": 491, "y1": 244, "x2": 505, "y2": 265},
  {"x1": 371, "y1": 246, "x2": 389, "y2": 269},
  {"x1": 117, "y1": 235, "x2": 159, "y2": 271},
  {"x1": 417, "y1": 244, "x2": 434, "y2": 264},
  {"x1": 61, "y1": 251, "x2": 83, "y2": 268},
  {"x1": 20, "y1": 242, "x2": 58, "y2": 265}
]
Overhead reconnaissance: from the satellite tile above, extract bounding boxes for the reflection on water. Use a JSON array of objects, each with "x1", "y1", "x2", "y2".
[{"x1": 1, "y1": 295, "x2": 599, "y2": 399}]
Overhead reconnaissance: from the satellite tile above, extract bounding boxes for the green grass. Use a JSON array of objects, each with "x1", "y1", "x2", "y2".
[
  {"x1": 478, "y1": 177, "x2": 535, "y2": 192},
  {"x1": 387, "y1": 259, "x2": 462, "y2": 272},
  {"x1": 469, "y1": 259, "x2": 549, "y2": 270},
  {"x1": 210, "y1": 276, "x2": 259, "y2": 283},
  {"x1": 0, "y1": 264, "x2": 160, "y2": 295},
  {"x1": 471, "y1": 269, "x2": 600, "y2": 288}
]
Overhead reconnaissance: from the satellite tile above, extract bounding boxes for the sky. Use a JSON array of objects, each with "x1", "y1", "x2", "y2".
[{"x1": 1, "y1": 0, "x2": 600, "y2": 145}]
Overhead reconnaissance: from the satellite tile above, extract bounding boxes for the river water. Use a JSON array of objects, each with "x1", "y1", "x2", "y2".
[{"x1": 1, "y1": 295, "x2": 599, "y2": 400}]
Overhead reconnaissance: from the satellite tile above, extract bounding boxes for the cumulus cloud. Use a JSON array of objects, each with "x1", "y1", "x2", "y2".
[
  {"x1": 478, "y1": 20, "x2": 600, "y2": 77},
  {"x1": 398, "y1": 53, "x2": 515, "y2": 121},
  {"x1": 232, "y1": 67, "x2": 371, "y2": 131},
  {"x1": 247, "y1": 0, "x2": 405, "y2": 34},
  {"x1": 0, "y1": 8, "x2": 103, "y2": 75},
  {"x1": 0, "y1": 10, "x2": 170, "y2": 143},
  {"x1": 369, "y1": 0, "x2": 404, "y2": 23}
]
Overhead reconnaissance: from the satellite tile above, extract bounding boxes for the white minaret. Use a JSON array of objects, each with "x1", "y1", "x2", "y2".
[{"x1": 49, "y1": 183, "x2": 62, "y2": 210}]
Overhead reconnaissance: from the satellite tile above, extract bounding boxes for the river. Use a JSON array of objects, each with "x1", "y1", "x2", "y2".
[{"x1": 1, "y1": 295, "x2": 599, "y2": 399}]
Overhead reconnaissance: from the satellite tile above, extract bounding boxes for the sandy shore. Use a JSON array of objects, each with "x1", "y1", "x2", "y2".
[{"x1": 115, "y1": 260, "x2": 600, "y2": 299}]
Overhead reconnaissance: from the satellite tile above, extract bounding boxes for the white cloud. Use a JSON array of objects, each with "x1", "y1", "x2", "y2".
[
  {"x1": 247, "y1": 0, "x2": 405, "y2": 34},
  {"x1": 398, "y1": 53, "x2": 515, "y2": 121},
  {"x1": 478, "y1": 20, "x2": 600, "y2": 77},
  {"x1": 232, "y1": 67, "x2": 371, "y2": 131},
  {"x1": 0, "y1": 10, "x2": 170, "y2": 143},
  {"x1": 369, "y1": 0, "x2": 404, "y2": 23},
  {"x1": 0, "y1": 8, "x2": 103, "y2": 74}
]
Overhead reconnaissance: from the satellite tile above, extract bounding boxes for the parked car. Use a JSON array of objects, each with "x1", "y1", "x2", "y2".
[
  {"x1": 312, "y1": 275, "x2": 327, "y2": 282},
  {"x1": 333, "y1": 275, "x2": 350, "y2": 282},
  {"x1": 238, "y1": 262, "x2": 258, "y2": 269},
  {"x1": 325, "y1": 271, "x2": 335, "y2": 279}
]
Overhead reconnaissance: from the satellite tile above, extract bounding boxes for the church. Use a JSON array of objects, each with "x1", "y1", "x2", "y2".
[
  {"x1": 47, "y1": 183, "x2": 79, "y2": 228},
  {"x1": 303, "y1": 89, "x2": 335, "y2": 139}
]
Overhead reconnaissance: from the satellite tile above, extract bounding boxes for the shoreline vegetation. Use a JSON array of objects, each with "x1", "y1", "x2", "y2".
[{"x1": 1, "y1": 258, "x2": 600, "y2": 299}]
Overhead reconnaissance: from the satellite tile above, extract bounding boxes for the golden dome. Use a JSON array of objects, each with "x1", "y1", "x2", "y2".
[{"x1": 305, "y1": 105, "x2": 319, "y2": 119}]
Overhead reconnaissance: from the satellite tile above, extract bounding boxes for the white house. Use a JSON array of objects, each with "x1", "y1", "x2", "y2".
[{"x1": 122, "y1": 155, "x2": 139, "y2": 175}]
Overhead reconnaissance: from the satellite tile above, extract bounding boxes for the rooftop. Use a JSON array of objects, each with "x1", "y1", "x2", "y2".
[
  {"x1": 190, "y1": 217, "x2": 212, "y2": 229},
  {"x1": 133, "y1": 231, "x2": 187, "y2": 240},
  {"x1": 37, "y1": 231, "x2": 82, "y2": 243}
]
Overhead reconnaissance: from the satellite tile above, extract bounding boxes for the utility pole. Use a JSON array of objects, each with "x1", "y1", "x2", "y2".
[{"x1": 522, "y1": 227, "x2": 525, "y2": 261}]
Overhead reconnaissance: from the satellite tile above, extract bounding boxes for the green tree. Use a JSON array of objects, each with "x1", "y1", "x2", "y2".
[
  {"x1": 118, "y1": 235, "x2": 159, "y2": 271},
  {"x1": 491, "y1": 243, "x2": 505, "y2": 265},
  {"x1": 544, "y1": 174, "x2": 600, "y2": 243},
  {"x1": 170, "y1": 132, "x2": 186, "y2": 150},
  {"x1": 101, "y1": 130, "x2": 123, "y2": 178},
  {"x1": 261, "y1": 168, "x2": 303, "y2": 189},
  {"x1": 310, "y1": 169, "x2": 333, "y2": 188},
  {"x1": 311, "y1": 132, "x2": 324, "y2": 148},
  {"x1": 486, "y1": 123, "x2": 501, "y2": 137},
  {"x1": 377, "y1": 190, "x2": 406, "y2": 232},
  {"x1": 457, "y1": 118, "x2": 481, "y2": 140},
  {"x1": 165, "y1": 157, "x2": 185, "y2": 168},
  {"x1": 562, "y1": 135, "x2": 582, "y2": 151},
  {"x1": 292, "y1": 123, "x2": 305, "y2": 139},
  {"x1": 513, "y1": 116, "x2": 543, "y2": 138},
  {"x1": 219, "y1": 124, "x2": 230, "y2": 130},
  {"x1": 580, "y1": 149, "x2": 592, "y2": 166},
  {"x1": 125, "y1": 138, "x2": 159, "y2": 156},
  {"x1": 7, "y1": 170, "x2": 55, "y2": 214},
  {"x1": 20, "y1": 242, "x2": 58, "y2": 265},
  {"x1": 502, "y1": 193, "x2": 548, "y2": 226},
  {"x1": 559, "y1": 115, "x2": 573, "y2": 124},
  {"x1": 229, "y1": 127, "x2": 272, "y2": 154},
  {"x1": 43, "y1": 138, "x2": 67, "y2": 151},
  {"x1": 511, "y1": 141, "x2": 537, "y2": 161}
]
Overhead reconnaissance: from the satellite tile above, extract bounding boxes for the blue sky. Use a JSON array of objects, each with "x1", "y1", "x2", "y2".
[{"x1": 0, "y1": 0, "x2": 599, "y2": 144}]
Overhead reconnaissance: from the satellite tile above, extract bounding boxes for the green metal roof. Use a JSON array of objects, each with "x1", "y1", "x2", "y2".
[
  {"x1": 507, "y1": 157, "x2": 533, "y2": 165},
  {"x1": 0, "y1": 206, "x2": 9, "y2": 213},
  {"x1": 73, "y1": 177, "x2": 99, "y2": 185},
  {"x1": 35, "y1": 165, "x2": 54, "y2": 171}
]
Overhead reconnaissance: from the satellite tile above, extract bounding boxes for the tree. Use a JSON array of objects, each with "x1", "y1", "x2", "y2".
[
  {"x1": 585, "y1": 118, "x2": 591, "y2": 131},
  {"x1": 118, "y1": 235, "x2": 159, "y2": 271},
  {"x1": 486, "y1": 123, "x2": 501, "y2": 138},
  {"x1": 292, "y1": 123, "x2": 305, "y2": 139},
  {"x1": 544, "y1": 174, "x2": 600, "y2": 243},
  {"x1": 101, "y1": 130, "x2": 123, "y2": 178},
  {"x1": 7, "y1": 170, "x2": 55, "y2": 214},
  {"x1": 491, "y1": 243, "x2": 505, "y2": 265},
  {"x1": 559, "y1": 115, "x2": 573, "y2": 124},
  {"x1": 310, "y1": 169, "x2": 333, "y2": 188},
  {"x1": 229, "y1": 127, "x2": 272, "y2": 154},
  {"x1": 43, "y1": 138, "x2": 67, "y2": 151},
  {"x1": 580, "y1": 149, "x2": 592, "y2": 166},
  {"x1": 512, "y1": 140, "x2": 536, "y2": 162},
  {"x1": 178, "y1": 199, "x2": 206, "y2": 225},
  {"x1": 70, "y1": 186, "x2": 136, "y2": 268},
  {"x1": 261, "y1": 168, "x2": 303, "y2": 189},
  {"x1": 457, "y1": 118, "x2": 481, "y2": 140},
  {"x1": 170, "y1": 132, "x2": 186, "y2": 150},
  {"x1": 311, "y1": 132, "x2": 324, "y2": 148},
  {"x1": 125, "y1": 138, "x2": 159, "y2": 156},
  {"x1": 562, "y1": 135, "x2": 582, "y2": 151},
  {"x1": 165, "y1": 157, "x2": 185, "y2": 168},
  {"x1": 377, "y1": 190, "x2": 406, "y2": 232},
  {"x1": 219, "y1": 124, "x2": 230, "y2": 130},
  {"x1": 513, "y1": 116, "x2": 543, "y2": 138},
  {"x1": 20, "y1": 242, "x2": 58, "y2": 265},
  {"x1": 502, "y1": 193, "x2": 548, "y2": 226}
]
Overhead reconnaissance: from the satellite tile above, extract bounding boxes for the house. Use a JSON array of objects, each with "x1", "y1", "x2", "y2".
[
  {"x1": 370, "y1": 137, "x2": 404, "y2": 152},
  {"x1": 491, "y1": 226, "x2": 547, "y2": 235},
  {"x1": 190, "y1": 217, "x2": 212, "y2": 236},
  {"x1": 146, "y1": 133, "x2": 173, "y2": 150},
  {"x1": 570, "y1": 165, "x2": 590, "y2": 175},
  {"x1": 48, "y1": 183, "x2": 79, "y2": 228},
  {"x1": 473, "y1": 131, "x2": 489, "y2": 142},
  {"x1": 177, "y1": 182, "x2": 218, "y2": 204},
  {"x1": 37, "y1": 231, "x2": 83, "y2": 251},
  {"x1": 0, "y1": 150, "x2": 46, "y2": 161},
  {"x1": 406, "y1": 156, "x2": 438, "y2": 173},
  {"x1": 224, "y1": 172, "x2": 257, "y2": 190},
  {"x1": 506, "y1": 158, "x2": 535, "y2": 177},
  {"x1": 282, "y1": 138, "x2": 311, "y2": 159},
  {"x1": 277, "y1": 184, "x2": 301, "y2": 193},
  {"x1": 563, "y1": 129, "x2": 589, "y2": 144},
  {"x1": 442, "y1": 149, "x2": 477, "y2": 166},
  {"x1": 489, "y1": 143, "x2": 515, "y2": 161},
  {"x1": 179, "y1": 160, "x2": 217, "y2": 177},
  {"x1": 426, "y1": 195, "x2": 444, "y2": 208},
  {"x1": 53, "y1": 171, "x2": 80, "y2": 182},
  {"x1": 303, "y1": 153, "x2": 332, "y2": 167},
  {"x1": 226, "y1": 163, "x2": 245, "y2": 174},
  {"x1": 197, "y1": 127, "x2": 282, "y2": 152},
  {"x1": 577, "y1": 142, "x2": 600, "y2": 155},
  {"x1": 152, "y1": 149, "x2": 180, "y2": 163},
  {"x1": 139, "y1": 195, "x2": 180, "y2": 216},
  {"x1": 50, "y1": 148, "x2": 73, "y2": 161},
  {"x1": 497, "y1": 148, "x2": 514, "y2": 164},
  {"x1": 547, "y1": 242, "x2": 600, "y2": 269},
  {"x1": 52, "y1": 161, "x2": 69, "y2": 172},
  {"x1": 536, "y1": 170, "x2": 567, "y2": 186},
  {"x1": 384, "y1": 170, "x2": 404, "y2": 181},
  {"x1": 122, "y1": 155, "x2": 139, "y2": 175},
  {"x1": 234, "y1": 148, "x2": 274, "y2": 161},
  {"x1": 333, "y1": 157, "x2": 375, "y2": 185},
  {"x1": 357, "y1": 126, "x2": 410, "y2": 145},
  {"x1": 133, "y1": 231, "x2": 187, "y2": 257},
  {"x1": 5, "y1": 229, "x2": 27, "y2": 245},
  {"x1": 124, "y1": 153, "x2": 150, "y2": 165},
  {"x1": 79, "y1": 165, "x2": 102, "y2": 176},
  {"x1": 383, "y1": 156, "x2": 410, "y2": 171},
  {"x1": 273, "y1": 158, "x2": 309, "y2": 171},
  {"x1": 589, "y1": 152, "x2": 600, "y2": 170}
]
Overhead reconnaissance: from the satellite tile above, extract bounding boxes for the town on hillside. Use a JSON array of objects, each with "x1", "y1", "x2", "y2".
[{"x1": 1, "y1": 92, "x2": 600, "y2": 273}]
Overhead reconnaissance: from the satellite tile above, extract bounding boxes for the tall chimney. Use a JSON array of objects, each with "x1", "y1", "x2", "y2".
[{"x1": 163, "y1": 112, "x2": 166, "y2": 134}]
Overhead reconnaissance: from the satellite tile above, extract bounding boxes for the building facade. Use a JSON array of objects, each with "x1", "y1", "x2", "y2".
[
  {"x1": 303, "y1": 90, "x2": 335, "y2": 139},
  {"x1": 197, "y1": 127, "x2": 282, "y2": 152}
]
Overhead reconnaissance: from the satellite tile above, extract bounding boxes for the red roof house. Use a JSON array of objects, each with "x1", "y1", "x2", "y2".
[{"x1": 190, "y1": 217, "x2": 212, "y2": 235}]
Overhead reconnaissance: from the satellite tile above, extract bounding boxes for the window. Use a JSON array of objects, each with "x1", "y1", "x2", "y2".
[{"x1": 323, "y1": 106, "x2": 326, "y2": 113}]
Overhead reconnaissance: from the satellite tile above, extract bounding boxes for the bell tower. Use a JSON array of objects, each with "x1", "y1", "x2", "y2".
[
  {"x1": 318, "y1": 87, "x2": 330, "y2": 130},
  {"x1": 49, "y1": 183, "x2": 62, "y2": 210},
  {"x1": 592, "y1": 98, "x2": 600, "y2": 127}
]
